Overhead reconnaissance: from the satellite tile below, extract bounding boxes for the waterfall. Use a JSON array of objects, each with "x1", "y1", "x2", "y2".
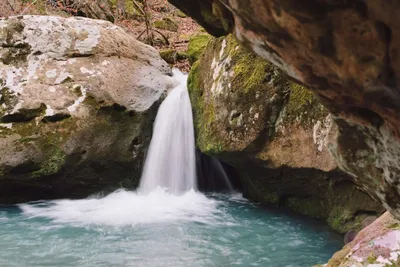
[
  {"x1": 210, "y1": 157, "x2": 234, "y2": 192},
  {"x1": 138, "y1": 69, "x2": 197, "y2": 195}
]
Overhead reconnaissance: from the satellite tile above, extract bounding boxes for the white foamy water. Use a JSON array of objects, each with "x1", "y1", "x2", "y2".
[
  {"x1": 20, "y1": 188, "x2": 218, "y2": 226},
  {"x1": 20, "y1": 69, "x2": 204, "y2": 227},
  {"x1": 139, "y1": 69, "x2": 197, "y2": 194}
]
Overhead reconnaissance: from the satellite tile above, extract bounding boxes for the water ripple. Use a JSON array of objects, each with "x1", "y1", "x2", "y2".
[{"x1": 0, "y1": 191, "x2": 343, "y2": 267}]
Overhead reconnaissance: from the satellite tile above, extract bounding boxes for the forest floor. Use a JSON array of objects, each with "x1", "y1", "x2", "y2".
[{"x1": 0, "y1": 0, "x2": 202, "y2": 71}]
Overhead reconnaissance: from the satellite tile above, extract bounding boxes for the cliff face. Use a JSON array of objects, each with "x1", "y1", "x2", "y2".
[
  {"x1": 171, "y1": 0, "x2": 400, "y2": 220},
  {"x1": 188, "y1": 35, "x2": 383, "y2": 233}
]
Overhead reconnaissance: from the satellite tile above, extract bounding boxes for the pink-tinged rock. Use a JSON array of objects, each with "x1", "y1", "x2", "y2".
[{"x1": 326, "y1": 212, "x2": 400, "y2": 266}]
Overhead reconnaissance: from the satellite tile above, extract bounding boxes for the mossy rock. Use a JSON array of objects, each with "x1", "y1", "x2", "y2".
[
  {"x1": 188, "y1": 34, "x2": 285, "y2": 155},
  {"x1": 31, "y1": 148, "x2": 67, "y2": 178},
  {"x1": 176, "y1": 10, "x2": 187, "y2": 18},
  {"x1": 153, "y1": 17, "x2": 179, "y2": 32},
  {"x1": 284, "y1": 82, "x2": 327, "y2": 126},
  {"x1": 186, "y1": 33, "x2": 212, "y2": 64},
  {"x1": 159, "y1": 49, "x2": 188, "y2": 64},
  {"x1": 188, "y1": 35, "x2": 383, "y2": 234}
]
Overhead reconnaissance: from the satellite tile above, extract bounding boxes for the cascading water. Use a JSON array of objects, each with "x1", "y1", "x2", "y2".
[
  {"x1": 139, "y1": 69, "x2": 196, "y2": 194},
  {"x1": 210, "y1": 157, "x2": 234, "y2": 192}
]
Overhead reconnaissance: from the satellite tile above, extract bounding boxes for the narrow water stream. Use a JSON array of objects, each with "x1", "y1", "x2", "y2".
[{"x1": 0, "y1": 191, "x2": 342, "y2": 267}]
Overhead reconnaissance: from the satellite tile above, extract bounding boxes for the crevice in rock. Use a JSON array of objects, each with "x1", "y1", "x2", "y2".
[
  {"x1": 9, "y1": 160, "x2": 39, "y2": 174},
  {"x1": 196, "y1": 150, "x2": 242, "y2": 192},
  {"x1": 98, "y1": 103, "x2": 127, "y2": 113},
  {"x1": 346, "y1": 107, "x2": 384, "y2": 128},
  {"x1": 376, "y1": 21, "x2": 397, "y2": 88},
  {"x1": 318, "y1": 31, "x2": 336, "y2": 57},
  {"x1": 42, "y1": 113, "x2": 71, "y2": 123},
  {"x1": 0, "y1": 104, "x2": 46, "y2": 123}
]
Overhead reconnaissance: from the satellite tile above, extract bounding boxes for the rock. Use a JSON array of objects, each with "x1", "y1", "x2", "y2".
[
  {"x1": 159, "y1": 49, "x2": 178, "y2": 64},
  {"x1": 188, "y1": 34, "x2": 384, "y2": 233},
  {"x1": 159, "y1": 49, "x2": 187, "y2": 64},
  {"x1": 186, "y1": 33, "x2": 212, "y2": 64},
  {"x1": 0, "y1": 15, "x2": 174, "y2": 203},
  {"x1": 109, "y1": 0, "x2": 143, "y2": 18},
  {"x1": 170, "y1": 0, "x2": 400, "y2": 220},
  {"x1": 176, "y1": 10, "x2": 187, "y2": 18},
  {"x1": 169, "y1": 0, "x2": 233, "y2": 36},
  {"x1": 153, "y1": 17, "x2": 179, "y2": 32},
  {"x1": 325, "y1": 212, "x2": 400, "y2": 266},
  {"x1": 62, "y1": 0, "x2": 115, "y2": 22}
]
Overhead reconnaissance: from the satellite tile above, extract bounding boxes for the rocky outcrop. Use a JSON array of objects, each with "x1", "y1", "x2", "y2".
[
  {"x1": 325, "y1": 212, "x2": 400, "y2": 266},
  {"x1": 170, "y1": 0, "x2": 400, "y2": 220},
  {"x1": 188, "y1": 35, "x2": 384, "y2": 233},
  {"x1": 0, "y1": 15, "x2": 174, "y2": 203}
]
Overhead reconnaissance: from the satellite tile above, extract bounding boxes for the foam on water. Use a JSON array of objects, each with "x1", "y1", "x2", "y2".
[
  {"x1": 5, "y1": 194, "x2": 343, "y2": 267},
  {"x1": 20, "y1": 70, "x2": 207, "y2": 227},
  {"x1": 20, "y1": 188, "x2": 218, "y2": 227}
]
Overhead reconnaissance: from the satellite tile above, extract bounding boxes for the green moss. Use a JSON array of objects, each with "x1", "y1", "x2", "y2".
[
  {"x1": 159, "y1": 49, "x2": 188, "y2": 64},
  {"x1": 31, "y1": 148, "x2": 66, "y2": 178},
  {"x1": 285, "y1": 82, "x2": 327, "y2": 125},
  {"x1": 232, "y1": 50, "x2": 270, "y2": 94},
  {"x1": 176, "y1": 10, "x2": 187, "y2": 18},
  {"x1": 388, "y1": 222, "x2": 400, "y2": 229},
  {"x1": 188, "y1": 35, "x2": 286, "y2": 154},
  {"x1": 188, "y1": 61, "x2": 221, "y2": 154},
  {"x1": 109, "y1": 0, "x2": 141, "y2": 16},
  {"x1": 6, "y1": 117, "x2": 76, "y2": 178},
  {"x1": 285, "y1": 197, "x2": 327, "y2": 219},
  {"x1": 18, "y1": 136, "x2": 38, "y2": 143},
  {"x1": 0, "y1": 86, "x2": 14, "y2": 116},
  {"x1": 219, "y1": 35, "x2": 284, "y2": 95},
  {"x1": 159, "y1": 49, "x2": 177, "y2": 64},
  {"x1": 328, "y1": 207, "x2": 356, "y2": 233},
  {"x1": 367, "y1": 254, "x2": 377, "y2": 264},
  {"x1": 286, "y1": 83, "x2": 314, "y2": 112},
  {"x1": 153, "y1": 17, "x2": 179, "y2": 32},
  {"x1": 187, "y1": 33, "x2": 212, "y2": 64}
]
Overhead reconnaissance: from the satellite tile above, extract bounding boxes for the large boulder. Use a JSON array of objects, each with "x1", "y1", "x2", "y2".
[
  {"x1": 188, "y1": 35, "x2": 383, "y2": 233},
  {"x1": 171, "y1": 0, "x2": 400, "y2": 220},
  {"x1": 0, "y1": 16, "x2": 174, "y2": 203},
  {"x1": 325, "y1": 211, "x2": 400, "y2": 266}
]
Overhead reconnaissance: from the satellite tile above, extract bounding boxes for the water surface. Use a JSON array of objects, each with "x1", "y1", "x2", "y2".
[{"x1": 0, "y1": 189, "x2": 342, "y2": 267}]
